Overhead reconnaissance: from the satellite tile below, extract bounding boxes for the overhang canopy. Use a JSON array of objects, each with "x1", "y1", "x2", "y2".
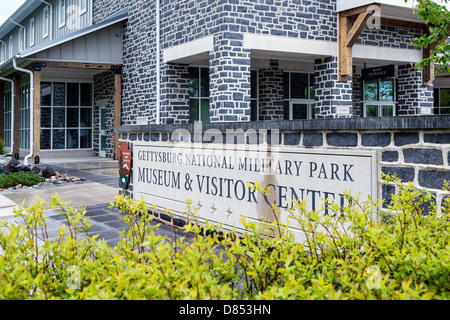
[
  {"x1": 17, "y1": 8, "x2": 127, "y2": 64},
  {"x1": 337, "y1": 0, "x2": 449, "y2": 23}
]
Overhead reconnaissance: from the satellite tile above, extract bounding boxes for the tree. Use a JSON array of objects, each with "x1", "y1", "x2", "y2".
[{"x1": 406, "y1": 0, "x2": 450, "y2": 74}]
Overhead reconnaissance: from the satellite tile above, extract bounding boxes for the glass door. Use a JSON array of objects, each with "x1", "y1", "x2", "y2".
[
  {"x1": 290, "y1": 101, "x2": 314, "y2": 120},
  {"x1": 99, "y1": 106, "x2": 107, "y2": 158}
]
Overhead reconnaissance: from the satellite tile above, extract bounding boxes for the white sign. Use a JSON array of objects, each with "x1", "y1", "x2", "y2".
[{"x1": 133, "y1": 143, "x2": 378, "y2": 238}]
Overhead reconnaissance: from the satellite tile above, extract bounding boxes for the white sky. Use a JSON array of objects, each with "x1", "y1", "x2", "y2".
[{"x1": 0, "y1": 0, "x2": 27, "y2": 26}]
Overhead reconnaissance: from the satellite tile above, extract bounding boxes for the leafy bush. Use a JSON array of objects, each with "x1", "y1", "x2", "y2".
[
  {"x1": 0, "y1": 139, "x2": 5, "y2": 155},
  {"x1": 0, "y1": 174, "x2": 449, "y2": 300},
  {"x1": 0, "y1": 172, "x2": 46, "y2": 189}
]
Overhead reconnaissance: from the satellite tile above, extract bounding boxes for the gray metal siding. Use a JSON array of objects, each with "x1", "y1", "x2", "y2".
[{"x1": 1, "y1": 0, "x2": 93, "y2": 55}]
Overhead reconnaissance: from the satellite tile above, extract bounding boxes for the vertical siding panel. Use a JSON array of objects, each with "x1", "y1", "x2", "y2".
[
  {"x1": 74, "y1": 36, "x2": 87, "y2": 61},
  {"x1": 86, "y1": 31, "x2": 98, "y2": 62}
]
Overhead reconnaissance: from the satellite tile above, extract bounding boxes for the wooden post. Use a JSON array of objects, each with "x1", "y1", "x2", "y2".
[
  {"x1": 113, "y1": 67, "x2": 122, "y2": 160},
  {"x1": 13, "y1": 75, "x2": 21, "y2": 159},
  {"x1": 33, "y1": 68, "x2": 41, "y2": 164},
  {"x1": 338, "y1": 4, "x2": 381, "y2": 81},
  {"x1": 0, "y1": 82, "x2": 4, "y2": 143}
]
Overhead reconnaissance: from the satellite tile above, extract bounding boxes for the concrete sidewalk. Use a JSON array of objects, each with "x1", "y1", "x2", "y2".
[{"x1": 0, "y1": 158, "x2": 178, "y2": 247}]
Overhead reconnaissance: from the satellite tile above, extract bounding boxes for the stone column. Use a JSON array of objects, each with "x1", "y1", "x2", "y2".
[
  {"x1": 314, "y1": 56, "x2": 353, "y2": 119},
  {"x1": 160, "y1": 63, "x2": 190, "y2": 125},
  {"x1": 259, "y1": 60, "x2": 285, "y2": 121},
  {"x1": 397, "y1": 64, "x2": 434, "y2": 116},
  {"x1": 209, "y1": 32, "x2": 251, "y2": 122}
]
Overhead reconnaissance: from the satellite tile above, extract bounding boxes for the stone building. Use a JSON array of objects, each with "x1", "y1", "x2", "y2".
[{"x1": 0, "y1": 0, "x2": 448, "y2": 162}]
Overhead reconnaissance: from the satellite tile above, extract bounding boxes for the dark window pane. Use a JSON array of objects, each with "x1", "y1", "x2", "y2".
[
  {"x1": 292, "y1": 104, "x2": 308, "y2": 120},
  {"x1": 251, "y1": 70, "x2": 258, "y2": 99},
  {"x1": 41, "y1": 107, "x2": 51, "y2": 128},
  {"x1": 189, "y1": 99, "x2": 199, "y2": 123},
  {"x1": 40, "y1": 129, "x2": 51, "y2": 150},
  {"x1": 189, "y1": 67, "x2": 199, "y2": 98},
  {"x1": 67, "y1": 129, "x2": 79, "y2": 149},
  {"x1": 434, "y1": 89, "x2": 440, "y2": 107},
  {"x1": 80, "y1": 108, "x2": 92, "y2": 127},
  {"x1": 200, "y1": 67, "x2": 209, "y2": 97},
  {"x1": 382, "y1": 105, "x2": 394, "y2": 117},
  {"x1": 67, "y1": 108, "x2": 79, "y2": 128},
  {"x1": 53, "y1": 129, "x2": 65, "y2": 149},
  {"x1": 200, "y1": 99, "x2": 210, "y2": 123},
  {"x1": 67, "y1": 83, "x2": 79, "y2": 106},
  {"x1": 80, "y1": 83, "x2": 92, "y2": 106},
  {"x1": 440, "y1": 88, "x2": 450, "y2": 106},
  {"x1": 53, "y1": 83, "x2": 65, "y2": 106},
  {"x1": 41, "y1": 82, "x2": 52, "y2": 106},
  {"x1": 366, "y1": 105, "x2": 378, "y2": 117},
  {"x1": 309, "y1": 73, "x2": 315, "y2": 100},
  {"x1": 291, "y1": 73, "x2": 308, "y2": 99},
  {"x1": 80, "y1": 129, "x2": 92, "y2": 148},
  {"x1": 53, "y1": 108, "x2": 65, "y2": 128},
  {"x1": 251, "y1": 99, "x2": 258, "y2": 121}
]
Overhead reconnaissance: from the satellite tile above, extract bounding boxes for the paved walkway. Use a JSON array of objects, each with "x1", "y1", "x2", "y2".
[{"x1": 0, "y1": 158, "x2": 178, "y2": 247}]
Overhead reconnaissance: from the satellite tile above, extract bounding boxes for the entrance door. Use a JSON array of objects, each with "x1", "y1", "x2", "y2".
[
  {"x1": 289, "y1": 101, "x2": 314, "y2": 120},
  {"x1": 99, "y1": 106, "x2": 107, "y2": 158}
]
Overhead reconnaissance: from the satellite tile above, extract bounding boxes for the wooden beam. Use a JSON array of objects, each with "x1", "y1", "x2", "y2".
[
  {"x1": 114, "y1": 72, "x2": 122, "y2": 161},
  {"x1": 43, "y1": 61, "x2": 122, "y2": 70},
  {"x1": 339, "y1": 4, "x2": 381, "y2": 81},
  {"x1": 33, "y1": 69, "x2": 41, "y2": 164}
]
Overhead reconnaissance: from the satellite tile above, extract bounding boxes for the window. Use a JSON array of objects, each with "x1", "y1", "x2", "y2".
[
  {"x1": 283, "y1": 72, "x2": 315, "y2": 120},
  {"x1": 363, "y1": 78, "x2": 396, "y2": 117},
  {"x1": 189, "y1": 67, "x2": 210, "y2": 123},
  {"x1": 59, "y1": 0, "x2": 66, "y2": 28},
  {"x1": 8, "y1": 35, "x2": 13, "y2": 58},
  {"x1": 0, "y1": 43, "x2": 5, "y2": 62},
  {"x1": 43, "y1": 7, "x2": 49, "y2": 38},
  {"x1": 4, "y1": 90, "x2": 12, "y2": 149},
  {"x1": 40, "y1": 81, "x2": 93, "y2": 151},
  {"x1": 80, "y1": 0, "x2": 87, "y2": 15},
  {"x1": 30, "y1": 17, "x2": 35, "y2": 46},
  {"x1": 20, "y1": 85, "x2": 31, "y2": 150},
  {"x1": 19, "y1": 28, "x2": 24, "y2": 51},
  {"x1": 251, "y1": 70, "x2": 259, "y2": 121},
  {"x1": 434, "y1": 88, "x2": 450, "y2": 115}
]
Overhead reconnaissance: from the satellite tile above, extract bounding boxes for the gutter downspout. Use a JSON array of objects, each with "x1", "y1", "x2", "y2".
[
  {"x1": 0, "y1": 77, "x2": 14, "y2": 155},
  {"x1": 12, "y1": 57, "x2": 34, "y2": 166},
  {"x1": 9, "y1": 19, "x2": 27, "y2": 48},
  {"x1": 156, "y1": 0, "x2": 161, "y2": 125},
  {"x1": 39, "y1": 0, "x2": 53, "y2": 40}
]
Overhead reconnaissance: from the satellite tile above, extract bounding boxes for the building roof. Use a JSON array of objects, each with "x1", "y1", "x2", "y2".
[{"x1": 0, "y1": 0, "x2": 41, "y2": 40}]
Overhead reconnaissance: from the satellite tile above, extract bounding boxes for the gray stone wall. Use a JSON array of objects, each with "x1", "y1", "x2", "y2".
[
  {"x1": 398, "y1": 64, "x2": 434, "y2": 115},
  {"x1": 93, "y1": 71, "x2": 116, "y2": 158},
  {"x1": 258, "y1": 60, "x2": 285, "y2": 121},
  {"x1": 314, "y1": 56, "x2": 353, "y2": 118}
]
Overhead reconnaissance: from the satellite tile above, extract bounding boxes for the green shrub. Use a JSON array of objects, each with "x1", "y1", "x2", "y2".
[
  {"x1": 0, "y1": 174, "x2": 449, "y2": 300},
  {"x1": 0, "y1": 139, "x2": 5, "y2": 155},
  {"x1": 0, "y1": 172, "x2": 46, "y2": 189}
]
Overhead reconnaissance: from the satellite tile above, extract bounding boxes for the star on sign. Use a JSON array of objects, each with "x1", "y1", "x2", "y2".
[
  {"x1": 210, "y1": 204, "x2": 217, "y2": 215},
  {"x1": 226, "y1": 207, "x2": 233, "y2": 218}
]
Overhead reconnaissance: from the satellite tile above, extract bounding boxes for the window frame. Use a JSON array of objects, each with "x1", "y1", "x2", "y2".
[
  {"x1": 189, "y1": 66, "x2": 210, "y2": 124},
  {"x1": 43, "y1": 6, "x2": 49, "y2": 39},
  {"x1": 59, "y1": 0, "x2": 66, "y2": 28},
  {"x1": 433, "y1": 87, "x2": 450, "y2": 115},
  {"x1": 283, "y1": 71, "x2": 315, "y2": 120},
  {"x1": 8, "y1": 35, "x2": 13, "y2": 58},
  {"x1": 3, "y1": 89, "x2": 12, "y2": 149},
  {"x1": 40, "y1": 79, "x2": 94, "y2": 151},
  {"x1": 250, "y1": 69, "x2": 259, "y2": 121},
  {"x1": 80, "y1": 0, "x2": 87, "y2": 15},
  {"x1": 19, "y1": 28, "x2": 24, "y2": 51},
  {"x1": 0, "y1": 42, "x2": 6, "y2": 62},
  {"x1": 362, "y1": 78, "x2": 397, "y2": 118},
  {"x1": 29, "y1": 17, "x2": 35, "y2": 47}
]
